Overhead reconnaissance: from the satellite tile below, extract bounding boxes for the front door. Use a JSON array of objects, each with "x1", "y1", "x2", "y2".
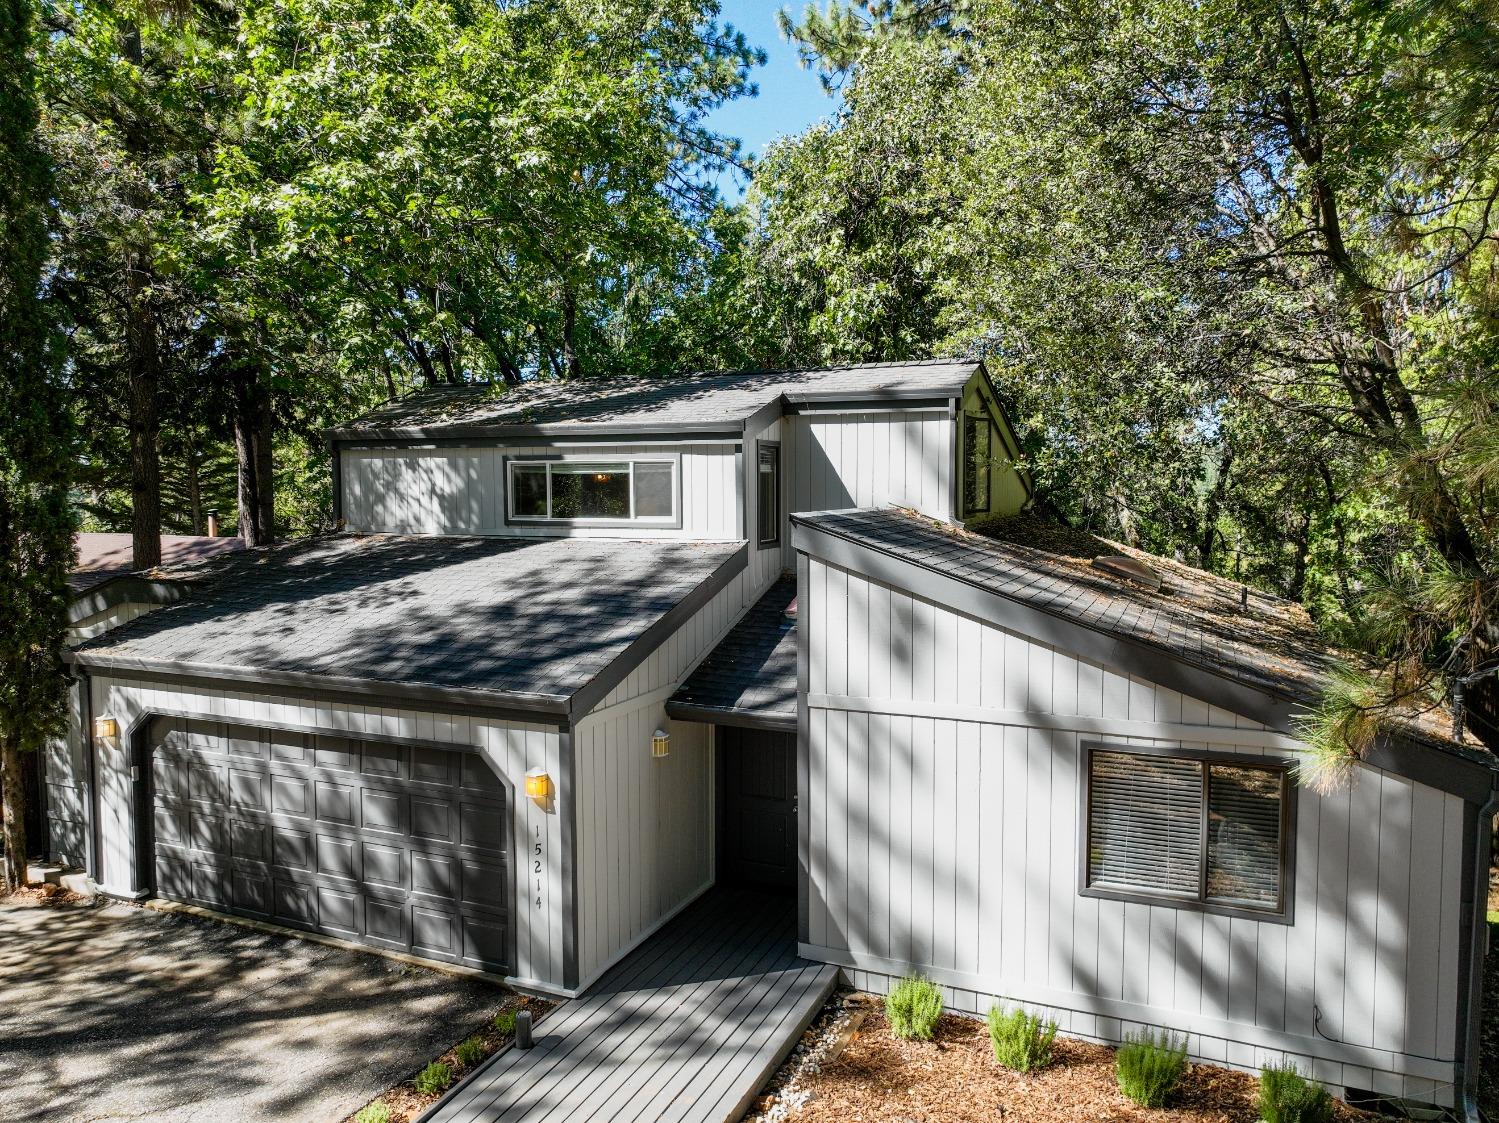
[{"x1": 719, "y1": 726, "x2": 796, "y2": 889}]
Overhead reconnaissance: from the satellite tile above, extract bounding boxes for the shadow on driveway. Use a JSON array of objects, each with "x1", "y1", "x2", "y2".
[{"x1": 0, "y1": 897, "x2": 506, "y2": 1122}]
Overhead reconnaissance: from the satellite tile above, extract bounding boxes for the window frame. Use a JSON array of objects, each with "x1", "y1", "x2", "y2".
[
  {"x1": 962, "y1": 410, "x2": 993, "y2": 518},
  {"x1": 502, "y1": 452, "x2": 683, "y2": 529},
  {"x1": 756, "y1": 440, "x2": 781, "y2": 548},
  {"x1": 1077, "y1": 741, "x2": 1297, "y2": 925}
]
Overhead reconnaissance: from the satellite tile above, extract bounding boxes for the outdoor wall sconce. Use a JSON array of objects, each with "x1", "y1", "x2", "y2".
[
  {"x1": 651, "y1": 729, "x2": 670, "y2": 759},
  {"x1": 93, "y1": 716, "x2": 119, "y2": 741},
  {"x1": 524, "y1": 768, "x2": 552, "y2": 802}
]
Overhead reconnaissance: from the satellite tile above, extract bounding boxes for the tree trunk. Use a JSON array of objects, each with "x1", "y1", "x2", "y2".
[
  {"x1": 1198, "y1": 446, "x2": 1234, "y2": 568},
  {"x1": 561, "y1": 283, "x2": 580, "y2": 379},
  {"x1": 1, "y1": 738, "x2": 27, "y2": 893},
  {"x1": 230, "y1": 364, "x2": 275, "y2": 547},
  {"x1": 125, "y1": 254, "x2": 162, "y2": 570}
]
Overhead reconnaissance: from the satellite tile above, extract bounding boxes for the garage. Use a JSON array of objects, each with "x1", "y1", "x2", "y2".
[{"x1": 147, "y1": 716, "x2": 512, "y2": 974}]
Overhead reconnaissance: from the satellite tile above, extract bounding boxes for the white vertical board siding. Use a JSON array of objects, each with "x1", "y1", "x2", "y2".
[
  {"x1": 44, "y1": 685, "x2": 88, "y2": 867},
  {"x1": 801, "y1": 557, "x2": 1464, "y2": 1102},
  {"x1": 748, "y1": 416, "x2": 788, "y2": 590},
  {"x1": 82, "y1": 674, "x2": 569, "y2": 991},
  {"x1": 571, "y1": 543, "x2": 783, "y2": 985},
  {"x1": 68, "y1": 601, "x2": 160, "y2": 645},
  {"x1": 341, "y1": 444, "x2": 739, "y2": 540},
  {"x1": 783, "y1": 409, "x2": 954, "y2": 569}
]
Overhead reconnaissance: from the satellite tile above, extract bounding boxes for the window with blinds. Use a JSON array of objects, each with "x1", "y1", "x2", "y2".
[{"x1": 1084, "y1": 748, "x2": 1289, "y2": 918}]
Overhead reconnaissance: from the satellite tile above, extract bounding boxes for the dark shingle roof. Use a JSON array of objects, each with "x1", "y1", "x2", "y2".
[
  {"x1": 331, "y1": 360, "x2": 978, "y2": 439},
  {"x1": 793, "y1": 507, "x2": 1484, "y2": 759},
  {"x1": 71, "y1": 534, "x2": 742, "y2": 712},
  {"x1": 668, "y1": 577, "x2": 797, "y2": 730}
]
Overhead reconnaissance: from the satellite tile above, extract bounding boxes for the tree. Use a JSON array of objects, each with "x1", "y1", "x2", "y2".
[
  {"x1": 756, "y1": 0, "x2": 1499, "y2": 773},
  {"x1": 1, "y1": 0, "x2": 75, "y2": 891}
]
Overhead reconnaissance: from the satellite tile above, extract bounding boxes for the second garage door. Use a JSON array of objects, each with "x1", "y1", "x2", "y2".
[{"x1": 149, "y1": 716, "x2": 512, "y2": 975}]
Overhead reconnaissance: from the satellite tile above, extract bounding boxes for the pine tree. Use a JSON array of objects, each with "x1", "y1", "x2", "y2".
[{"x1": 0, "y1": 0, "x2": 75, "y2": 892}]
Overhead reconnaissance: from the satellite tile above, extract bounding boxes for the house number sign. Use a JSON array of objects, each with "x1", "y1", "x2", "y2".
[{"x1": 534, "y1": 824, "x2": 544, "y2": 911}]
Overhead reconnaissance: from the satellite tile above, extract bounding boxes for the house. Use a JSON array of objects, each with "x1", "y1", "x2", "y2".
[{"x1": 47, "y1": 360, "x2": 1495, "y2": 1116}]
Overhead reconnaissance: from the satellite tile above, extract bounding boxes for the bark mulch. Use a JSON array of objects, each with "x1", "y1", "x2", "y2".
[
  {"x1": 342, "y1": 994, "x2": 554, "y2": 1123},
  {"x1": 746, "y1": 996, "x2": 1380, "y2": 1123},
  {"x1": 2, "y1": 882, "x2": 87, "y2": 907},
  {"x1": 1481, "y1": 915, "x2": 1499, "y2": 1122}
]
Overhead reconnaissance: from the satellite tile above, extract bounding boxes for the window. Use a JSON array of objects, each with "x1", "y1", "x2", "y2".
[
  {"x1": 506, "y1": 457, "x2": 678, "y2": 524},
  {"x1": 963, "y1": 412, "x2": 992, "y2": 516},
  {"x1": 1083, "y1": 746, "x2": 1291, "y2": 920},
  {"x1": 757, "y1": 441, "x2": 780, "y2": 546}
]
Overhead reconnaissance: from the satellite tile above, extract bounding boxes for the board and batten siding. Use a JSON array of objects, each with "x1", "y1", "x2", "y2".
[
  {"x1": 74, "y1": 673, "x2": 570, "y2": 992},
  {"x1": 571, "y1": 559, "x2": 784, "y2": 987},
  {"x1": 799, "y1": 554, "x2": 1465, "y2": 1106},
  {"x1": 340, "y1": 444, "x2": 739, "y2": 539},
  {"x1": 782, "y1": 410, "x2": 954, "y2": 567}
]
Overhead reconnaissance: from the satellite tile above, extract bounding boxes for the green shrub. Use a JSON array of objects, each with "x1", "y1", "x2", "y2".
[
  {"x1": 493, "y1": 1009, "x2": 517, "y2": 1035},
  {"x1": 1258, "y1": 1061, "x2": 1334, "y2": 1123},
  {"x1": 885, "y1": 975, "x2": 944, "y2": 1041},
  {"x1": 354, "y1": 1102, "x2": 391, "y2": 1123},
  {"x1": 413, "y1": 1061, "x2": 453, "y2": 1097},
  {"x1": 455, "y1": 1036, "x2": 486, "y2": 1067},
  {"x1": 1114, "y1": 1030, "x2": 1188, "y2": 1107},
  {"x1": 986, "y1": 1004, "x2": 1058, "y2": 1072}
]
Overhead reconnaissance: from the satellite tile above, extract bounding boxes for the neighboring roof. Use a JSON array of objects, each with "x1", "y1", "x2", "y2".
[
  {"x1": 69, "y1": 533, "x2": 746, "y2": 719},
  {"x1": 791, "y1": 507, "x2": 1494, "y2": 777},
  {"x1": 330, "y1": 360, "x2": 980, "y2": 441},
  {"x1": 70, "y1": 532, "x2": 246, "y2": 596},
  {"x1": 667, "y1": 577, "x2": 798, "y2": 731}
]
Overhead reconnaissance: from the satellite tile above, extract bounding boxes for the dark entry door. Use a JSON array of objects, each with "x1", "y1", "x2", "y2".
[
  {"x1": 719, "y1": 726, "x2": 796, "y2": 888},
  {"x1": 148, "y1": 716, "x2": 512, "y2": 974}
]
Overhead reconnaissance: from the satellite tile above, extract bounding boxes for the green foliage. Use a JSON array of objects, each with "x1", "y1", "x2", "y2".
[
  {"x1": 1114, "y1": 1030, "x2": 1188, "y2": 1108},
  {"x1": 1257, "y1": 1062, "x2": 1334, "y2": 1123},
  {"x1": 454, "y1": 1037, "x2": 485, "y2": 1067},
  {"x1": 985, "y1": 1004, "x2": 1057, "y2": 1073},
  {"x1": 493, "y1": 1010, "x2": 517, "y2": 1035},
  {"x1": 413, "y1": 1061, "x2": 452, "y2": 1097},
  {"x1": 885, "y1": 975, "x2": 943, "y2": 1040},
  {"x1": 1, "y1": 0, "x2": 76, "y2": 889},
  {"x1": 353, "y1": 1102, "x2": 392, "y2": 1123}
]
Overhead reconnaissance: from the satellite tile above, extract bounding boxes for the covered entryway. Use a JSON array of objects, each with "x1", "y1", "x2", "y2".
[
  {"x1": 717, "y1": 727, "x2": 796, "y2": 889},
  {"x1": 144, "y1": 717, "x2": 512, "y2": 974}
]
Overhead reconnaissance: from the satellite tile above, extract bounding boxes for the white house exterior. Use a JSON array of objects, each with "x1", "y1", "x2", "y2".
[{"x1": 46, "y1": 360, "x2": 1496, "y2": 1118}]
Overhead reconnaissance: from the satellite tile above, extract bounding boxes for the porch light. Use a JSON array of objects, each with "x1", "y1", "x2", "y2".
[
  {"x1": 524, "y1": 768, "x2": 551, "y2": 802},
  {"x1": 93, "y1": 716, "x2": 119, "y2": 741},
  {"x1": 651, "y1": 729, "x2": 670, "y2": 759}
]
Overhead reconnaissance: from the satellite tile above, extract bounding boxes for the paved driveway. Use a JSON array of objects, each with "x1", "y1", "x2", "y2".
[{"x1": 0, "y1": 898, "x2": 507, "y2": 1123}]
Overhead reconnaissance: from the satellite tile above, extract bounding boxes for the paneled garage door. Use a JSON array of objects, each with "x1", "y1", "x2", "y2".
[{"x1": 149, "y1": 717, "x2": 512, "y2": 974}]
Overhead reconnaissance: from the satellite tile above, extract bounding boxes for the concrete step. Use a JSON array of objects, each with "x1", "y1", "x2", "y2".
[{"x1": 24, "y1": 863, "x2": 96, "y2": 899}]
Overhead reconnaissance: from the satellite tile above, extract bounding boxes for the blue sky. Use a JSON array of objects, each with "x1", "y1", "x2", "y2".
[{"x1": 705, "y1": 1, "x2": 839, "y2": 199}]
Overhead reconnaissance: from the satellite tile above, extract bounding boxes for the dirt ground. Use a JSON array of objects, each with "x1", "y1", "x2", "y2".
[
  {"x1": 1482, "y1": 917, "x2": 1499, "y2": 1122},
  {"x1": 747, "y1": 999, "x2": 1377, "y2": 1123}
]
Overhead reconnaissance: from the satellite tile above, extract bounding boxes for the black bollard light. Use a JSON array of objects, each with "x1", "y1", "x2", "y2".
[{"x1": 515, "y1": 1008, "x2": 534, "y2": 1050}]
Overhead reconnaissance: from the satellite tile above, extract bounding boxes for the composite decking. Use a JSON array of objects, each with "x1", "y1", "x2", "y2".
[{"x1": 424, "y1": 888, "x2": 838, "y2": 1123}]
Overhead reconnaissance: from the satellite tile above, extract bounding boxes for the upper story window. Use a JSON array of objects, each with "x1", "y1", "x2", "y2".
[
  {"x1": 507, "y1": 456, "x2": 678, "y2": 525},
  {"x1": 1082, "y1": 745, "x2": 1292, "y2": 921},
  {"x1": 963, "y1": 411, "x2": 992, "y2": 516},
  {"x1": 757, "y1": 441, "x2": 780, "y2": 547}
]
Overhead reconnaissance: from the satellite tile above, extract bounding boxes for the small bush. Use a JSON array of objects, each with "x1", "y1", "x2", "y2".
[
  {"x1": 354, "y1": 1102, "x2": 392, "y2": 1123},
  {"x1": 1258, "y1": 1061, "x2": 1334, "y2": 1123},
  {"x1": 494, "y1": 1009, "x2": 517, "y2": 1034},
  {"x1": 413, "y1": 1061, "x2": 453, "y2": 1097},
  {"x1": 1115, "y1": 1030, "x2": 1188, "y2": 1107},
  {"x1": 885, "y1": 975, "x2": 944, "y2": 1040},
  {"x1": 986, "y1": 1003, "x2": 1058, "y2": 1072},
  {"x1": 455, "y1": 1036, "x2": 486, "y2": 1067}
]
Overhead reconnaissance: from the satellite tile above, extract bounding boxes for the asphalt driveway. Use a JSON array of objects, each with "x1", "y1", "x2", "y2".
[{"x1": 0, "y1": 897, "x2": 507, "y2": 1122}]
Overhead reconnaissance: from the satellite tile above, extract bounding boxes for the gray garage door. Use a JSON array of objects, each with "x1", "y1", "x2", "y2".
[{"x1": 149, "y1": 717, "x2": 512, "y2": 974}]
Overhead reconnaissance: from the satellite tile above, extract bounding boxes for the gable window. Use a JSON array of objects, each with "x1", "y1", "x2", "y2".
[
  {"x1": 757, "y1": 441, "x2": 780, "y2": 546},
  {"x1": 1082, "y1": 746, "x2": 1292, "y2": 921},
  {"x1": 963, "y1": 412, "x2": 992, "y2": 516},
  {"x1": 507, "y1": 457, "x2": 678, "y2": 524}
]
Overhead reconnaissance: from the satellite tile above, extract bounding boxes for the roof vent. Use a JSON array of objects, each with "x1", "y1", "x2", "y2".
[{"x1": 1092, "y1": 554, "x2": 1162, "y2": 591}]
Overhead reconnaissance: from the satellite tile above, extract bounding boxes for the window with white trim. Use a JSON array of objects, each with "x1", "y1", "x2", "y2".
[
  {"x1": 757, "y1": 441, "x2": 780, "y2": 546},
  {"x1": 1083, "y1": 746, "x2": 1291, "y2": 919},
  {"x1": 506, "y1": 458, "x2": 678, "y2": 524}
]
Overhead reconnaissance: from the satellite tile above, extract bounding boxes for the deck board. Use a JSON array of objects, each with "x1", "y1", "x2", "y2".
[{"x1": 423, "y1": 889, "x2": 837, "y2": 1123}]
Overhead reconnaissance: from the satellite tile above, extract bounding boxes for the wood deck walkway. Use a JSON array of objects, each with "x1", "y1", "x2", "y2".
[{"x1": 424, "y1": 888, "x2": 839, "y2": 1123}]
